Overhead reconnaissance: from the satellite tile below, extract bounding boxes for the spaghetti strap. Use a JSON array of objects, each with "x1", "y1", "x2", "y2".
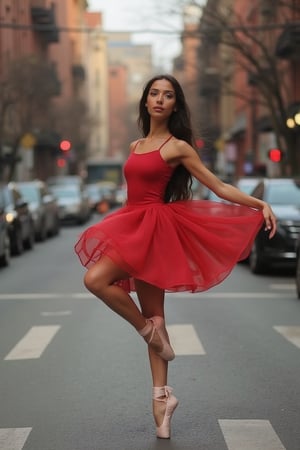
[
  {"x1": 158, "y1": 135, "x2": 173, "y2": 151},
  {"x1": 132, "y1": 140, "x2": 141, "y2": 152}
]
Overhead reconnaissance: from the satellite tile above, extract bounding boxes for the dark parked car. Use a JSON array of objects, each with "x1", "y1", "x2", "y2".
[
  {"x1": 249, "y1": 178, "x2": 300, "y2": 273},
  {"x1": 296, "y1": 235, "x2": 300, "y2": 299},
  {"x1": 3, "y1": 182, "x2": 35, "y2": 255},
  {"x1": 0, "y1": 187, "x2": 10, "y2": 267},
  {"x1": 17, "y1": 180, "x2": 60, "y2": 241}
]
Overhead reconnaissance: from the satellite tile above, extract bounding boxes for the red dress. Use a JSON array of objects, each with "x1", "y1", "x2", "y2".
[{"x1": 75, "y1": 140, "x2": 263, "y2": 293}]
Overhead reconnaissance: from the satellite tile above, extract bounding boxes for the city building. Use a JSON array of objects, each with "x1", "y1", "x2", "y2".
[
  {"x1": 106, "y1": 32, "x2": 153, "y2": 159},
  {"x1": 0, "y1": 0, "x2": 89, "y2": 182},
  {"x1": 195, "y1": 0, "x2": 300, "y2": 178},
  {"x1": 84, "y1": 12, "x2": 109, "y2": 162}
]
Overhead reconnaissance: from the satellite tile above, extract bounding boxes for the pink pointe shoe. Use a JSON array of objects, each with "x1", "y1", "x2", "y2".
[
  {"x1": 153, "y1": 386, "x2": 179, "y2": 439},
  {"x1": 138, "y1": 316, "x2": 175, "y2": 361}
]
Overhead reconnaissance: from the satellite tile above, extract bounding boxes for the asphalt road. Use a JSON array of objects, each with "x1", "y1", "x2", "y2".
[{"x1": 0, "y1": 214, "x2": 300, "y2": 450}]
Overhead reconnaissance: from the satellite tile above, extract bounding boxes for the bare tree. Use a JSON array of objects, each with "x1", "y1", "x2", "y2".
[
  {"x1": 199, "y1": 0, "x2": 300, "y2": 175},
  {"x1": 0, "y1": 55, "x2": 59, "y2": 181}
]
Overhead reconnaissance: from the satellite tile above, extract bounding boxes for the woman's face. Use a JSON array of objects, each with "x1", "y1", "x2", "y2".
[{"x1": 146, "y1": 79, "x2": 176, "y2": 120}]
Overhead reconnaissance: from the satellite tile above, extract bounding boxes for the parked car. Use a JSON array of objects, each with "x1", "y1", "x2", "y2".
[
  {"x1": 201, "y1": 186, "x2": 225, "y2": 203},
  {"x1": 2, "y1": 182, "x2": 35, "y2": 255},
  {"x1": 86, "y1": 183, "x2": 106, "y2": 211},
  {"x1": 48, "y1": 184, "x2": 90, "y2": 224},
  {"x1": 97, "y1": 181, "x2": 117, "y2": 207},
  {"x1": 0, "y1": 187, "x2": 10, "y2": 267},
  {"x1": 47, "y1": 175, "x2": 84, "y2": 189},
  {"x1": 115, "y1": 185, "x2": 127, "y2": 206},
  {"x1": 17, "y1": 180, "x2": 60, "y2": 241},
  {"x1": 248, "y1": 178, "x2": 300, "y2": 273},
  {"x1": 296, "y1": 234, "x2": 300, "y2": 299},
  {"x1": 235, "y1": 177, "x2": 261, "y2": 195}
]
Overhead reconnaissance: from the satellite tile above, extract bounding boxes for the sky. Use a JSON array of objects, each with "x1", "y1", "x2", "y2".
[{"x1": 87, "y1": 0, "x2": 189, "y2": 71}]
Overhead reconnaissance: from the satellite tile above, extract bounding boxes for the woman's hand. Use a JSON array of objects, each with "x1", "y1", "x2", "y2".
[{"x1": 262, "y1": 202, "x2": 277, "y2": 239}]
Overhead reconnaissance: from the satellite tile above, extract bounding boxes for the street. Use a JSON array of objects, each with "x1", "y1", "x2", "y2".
[{"x1": 0, "y1": 216, "x2": 300, "y2": 450}]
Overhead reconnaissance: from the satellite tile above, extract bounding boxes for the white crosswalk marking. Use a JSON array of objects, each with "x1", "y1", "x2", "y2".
[
  {"x1": 218, "y1": 420, "x2": 286, "y2": 450},
  {"x1": 273, "y1": 326, "x2": 300, "y2": 349},
  {"x1": 0, "y1": 428, "x2": 32, "y2": 450},
  {"x1": 4, "y1": 325, "x2": 61, "y2": 360},
  {"x1": 167, "y1": 324, "x2": 206, "y2": 355}
]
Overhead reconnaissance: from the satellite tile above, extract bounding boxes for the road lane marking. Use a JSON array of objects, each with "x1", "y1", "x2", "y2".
[
  {"x1": 4, "y1": 325, "x2": 61, "y2": 360},
  {"x1": 273, "y1": 326, "x2": 300, "y2": 349},
  {"x1": 0, "y1": 292, "x2": 296, "y2": 301},
  {"x1": 218, "y1": 420, "x2": 285, "y2": 450},
  {"x1": 167, "y1": 324, "x2": 206, "y2": 355},
  {"x1": 0, "y1": 428, "x2": 32, "y2": 450},
  {"x1": 40, "y1": 310, "x2": 72, "y2": 316},
  {"x1": 270, "y1": 284, "x2": 296, "y2": 290}
]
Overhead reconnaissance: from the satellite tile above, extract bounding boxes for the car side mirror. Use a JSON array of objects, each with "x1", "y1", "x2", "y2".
[{"x1": 15, "y1": 199, "x2": 28, "y2": 209}]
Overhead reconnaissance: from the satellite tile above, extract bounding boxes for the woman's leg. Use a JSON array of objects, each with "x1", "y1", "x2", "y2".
[
  {"x1": 84, "y1": 257, "x2": 172, "y2": 357},
  {"x1": 134, "y1": 279, "x2": 172, "y2": 430},
  {"x1": 134, "y1": 279, "x2": 168, "y2": 385},
  {"x1": 84, "y1": 256, "x2": 147, "y2": 330}
]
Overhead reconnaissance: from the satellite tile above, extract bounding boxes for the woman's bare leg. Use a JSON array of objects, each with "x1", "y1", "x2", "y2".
[
  {"x1": 134, "y1": 279, "x2": 169, "y2": 427},
  {"x1": 84, "y1": 256, "x2": 147, "y2": 330}
]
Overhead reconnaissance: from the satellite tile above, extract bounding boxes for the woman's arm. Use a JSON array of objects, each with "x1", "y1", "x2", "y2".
[{"x1": 174, "y1": 141, "x2": 277, "y2": 238}]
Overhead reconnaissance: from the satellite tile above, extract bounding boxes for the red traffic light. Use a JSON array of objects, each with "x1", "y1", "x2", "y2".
[
  {"x1": 268, "y1": 148, "x2": 282, "y2": 162},
  {"x1": 57, "y1": 158, "x2": 66, "y2": 168},
  {"x1": 60, "y1": 140, "x2": 71, "y2": 152}
]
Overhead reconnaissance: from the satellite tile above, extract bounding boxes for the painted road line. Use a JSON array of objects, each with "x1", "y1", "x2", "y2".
[
  {"x1": 270, "y1": 284, "x2": 296, "y2": 290},
  {"x1": 218, "y1": 420, "x2": 285, "y2": 450},
  {"x1": 167, "y1": 324, "x2": 206, "y2": 355},
  {"x1": 0, "y1": 292, "x2": 296, "y2": 301},
  {"x1": 40, "y1": 310, "x2": 72, "y2": 317},
  {"x1": 0, "y1": 428, "x2": 32, "y2": 450},
  {"x1": 167, "y1": 292, "x2": 295, "y2": 299},
  {"x1": 273, "y1": 326, "x2": 300, "y2": 349},
  {"x1": 0, "y1": 293, "x2": 63, "y2": 300},
  {"x1": 4, "y1": 325, "x2": 61, "y2": 360}
]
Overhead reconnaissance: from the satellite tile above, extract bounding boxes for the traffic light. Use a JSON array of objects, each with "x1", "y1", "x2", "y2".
[
  {"x1": 57, "y1": 158, "x2": 66, "y2": 168},
  {"x1": 59, "y1": 139, "x2": 71, "y2": 152},
  {"x1": 268, "y1": 148, "x2": 282, "y2": 163}
]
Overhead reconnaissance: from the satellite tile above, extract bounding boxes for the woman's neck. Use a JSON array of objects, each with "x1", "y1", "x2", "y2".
[{"x1": 147, "y1": 127, "x2": 170, "y2": 140}]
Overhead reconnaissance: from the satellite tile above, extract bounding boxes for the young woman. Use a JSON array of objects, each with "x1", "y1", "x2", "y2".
[{"x1": 75, "y1": 74, "x2": 276, "y2": 439}]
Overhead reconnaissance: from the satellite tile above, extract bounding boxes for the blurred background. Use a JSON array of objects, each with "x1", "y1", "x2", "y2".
[{"x1": 0, "y1": 0, "x2": 299, "y2": 185}]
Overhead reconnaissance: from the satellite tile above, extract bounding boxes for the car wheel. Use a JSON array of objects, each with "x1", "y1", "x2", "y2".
[
  {"x1": 24, "y1": 224, "x2": 35, "y2": 250},
  {"x1": 37, "y1": 224, "x2": 47, "y2": 241},
  {"x1": 0, "y1": 232, "x2": 11, "y2": 267},
  {"x1": 51, "y1": 215, "x2": 60, "y2": 236},
  {"x1": 249, "y1": 239, "x2": 266, "y2": 274},
  {"x1": 296, "y1": 254, "x2": 300, "y2": 300},
  {"x1": 12, "y1": 227, "x2": 24, "y2": 255}
]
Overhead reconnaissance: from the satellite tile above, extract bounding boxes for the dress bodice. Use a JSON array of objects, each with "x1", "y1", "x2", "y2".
[{"x1": 124, "y1": 150, "x2": 174, "y2": 205}]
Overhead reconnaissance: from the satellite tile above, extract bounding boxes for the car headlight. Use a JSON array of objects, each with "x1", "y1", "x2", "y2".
[{"x1": 6, "y1": 212, "x2": 16, "y2": 223}]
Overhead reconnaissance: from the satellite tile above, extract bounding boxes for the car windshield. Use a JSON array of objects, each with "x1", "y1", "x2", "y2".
[
  {"x1": 51, "y1": 187, "x2": 80, "y2": 198},
  {"x1": 18, "y1": 185, "x2": 39, "y2": 203},
  {"x1": 267, "y1": 181, "x2": 300, "y2": 206}
]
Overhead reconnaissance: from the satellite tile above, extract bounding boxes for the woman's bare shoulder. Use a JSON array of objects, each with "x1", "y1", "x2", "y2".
[
  {"x1": 171, "y1": 138, "x2": 194, "y2": 155},
  {"x1": 129, "y1": 139, "x2": 142, "y2": 153}
]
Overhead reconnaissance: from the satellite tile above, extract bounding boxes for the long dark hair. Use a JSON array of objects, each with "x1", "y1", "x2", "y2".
[{"x1": 138, "y1": 74, "x2": 196, "y2": 202}]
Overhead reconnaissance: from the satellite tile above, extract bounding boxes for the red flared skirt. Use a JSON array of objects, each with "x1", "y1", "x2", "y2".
[{"x1": 74, "y1": 200, "x2": 263, "y2": 293}]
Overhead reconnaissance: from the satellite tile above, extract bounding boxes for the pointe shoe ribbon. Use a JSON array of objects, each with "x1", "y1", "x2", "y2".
[
  {"x1": 153, "y1": 386, "x2": 179, "y2": 439},
  {"x1": 138, "y1": 316, "x2": 175, "y2": 361}
]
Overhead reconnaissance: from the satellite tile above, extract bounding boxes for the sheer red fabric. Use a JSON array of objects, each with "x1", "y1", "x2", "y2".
[{"x1": 75, "y1": 147, "x2": 263, "y2": 293}]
